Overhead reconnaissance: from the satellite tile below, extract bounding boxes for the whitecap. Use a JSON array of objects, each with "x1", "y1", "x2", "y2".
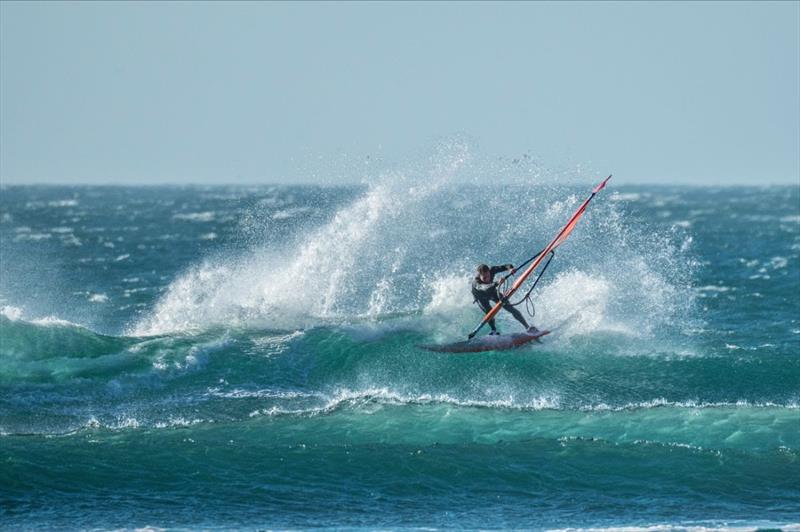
[
  {"x1": 30, "y1": 315, "x2": 80, "y2": 327},
  {"x1": 61, "y1": 234, "x2": 82, "y2": 246},
  {"x1": 610, "y1": 192, "x2": 641, "y2": 202},
  {"x1": 769, "y1": 256, "x2": 788, "y2": 269},
  {"x1": 697, "y1": 285, "x2": 732, "y2": 293},
  {"x1": 47, "y1": 199, "x2": 79, "y2": 207},
  {"x1": 14, "y1": 232, "x2": 51, "y2": 241},
  {"x1": 173, "y1": 211, "x2": 216, "y2": 222},
  {"x1": 247, "y1": 387, "x2": 563, "y2": 418},
  {"x1": 0, "y1": 305, "x2": 24, "y2": 320}
]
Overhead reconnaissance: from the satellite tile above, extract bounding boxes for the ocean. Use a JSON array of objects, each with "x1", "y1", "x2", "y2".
[{"x1": 1, "y1": 159, "x2": 798, "y2": 530}]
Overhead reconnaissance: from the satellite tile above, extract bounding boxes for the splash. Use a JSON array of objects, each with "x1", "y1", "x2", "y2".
[
  {"x1": 132, "y1": 144, "x2": 695, "y2": 340},
  {"x1": 132, "y1": 143, "x2": 472, "y2": 335}
]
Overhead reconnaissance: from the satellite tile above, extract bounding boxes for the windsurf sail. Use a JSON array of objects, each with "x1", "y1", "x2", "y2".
[{"x1": 467, "y1": 175, "x2": 612, "y2": 339}]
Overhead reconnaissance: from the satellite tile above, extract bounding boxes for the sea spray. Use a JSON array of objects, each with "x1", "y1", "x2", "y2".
[
  {"x1": 132, "y1": 148, "x2": 694, "y2": 342},
  {"x1": 131, "y1": 144, "x2": 472, "y2": 335}
]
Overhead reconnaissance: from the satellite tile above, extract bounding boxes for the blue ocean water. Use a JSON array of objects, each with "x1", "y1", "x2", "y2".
[{"x1": 1, "y1": 161, "x2": 798, "y2": 529}]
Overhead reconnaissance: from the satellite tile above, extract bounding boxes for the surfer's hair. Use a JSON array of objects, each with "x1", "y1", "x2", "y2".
[{"x1": 477, "y1": 264, "x2": 490, "y2": 274}]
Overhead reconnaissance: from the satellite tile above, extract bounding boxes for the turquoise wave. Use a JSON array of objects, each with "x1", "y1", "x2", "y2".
[{"x1": 2, "y1": 317, "x2": 797, "y2": 454}]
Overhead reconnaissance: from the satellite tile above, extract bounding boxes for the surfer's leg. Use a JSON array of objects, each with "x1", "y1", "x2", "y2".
[
  {"x1": 477, "y1": 299, "x2": 498, "y2": 332},
  {"x1": 501, "y1": 301, "x2": 530, "y2": 329}
]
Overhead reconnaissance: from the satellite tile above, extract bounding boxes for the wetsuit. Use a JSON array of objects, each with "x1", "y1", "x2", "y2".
[{"x1": 471, "y1": 264, "x2": 530, "y2": 333}]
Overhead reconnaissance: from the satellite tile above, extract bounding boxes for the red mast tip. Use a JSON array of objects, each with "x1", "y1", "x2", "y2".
[{"x1": 593, "y1": 174, "x2": 612, "y2": 194}]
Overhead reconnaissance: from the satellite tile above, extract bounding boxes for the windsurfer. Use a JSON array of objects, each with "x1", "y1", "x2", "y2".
[{"x1": 472, "y1": 264, "x2": 532, "y2": 334}]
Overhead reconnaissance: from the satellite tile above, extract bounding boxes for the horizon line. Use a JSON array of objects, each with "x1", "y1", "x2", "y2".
[{"x1": 1, "y1": 179, "x2": 798, "y2": 188}]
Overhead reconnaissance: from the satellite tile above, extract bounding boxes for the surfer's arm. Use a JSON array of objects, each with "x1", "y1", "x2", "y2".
[{"x1": 490, "y1": 264, "x2": 514, "y2": 275}]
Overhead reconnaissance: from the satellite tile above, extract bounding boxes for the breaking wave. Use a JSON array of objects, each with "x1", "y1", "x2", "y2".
[{"x1": 131, "y1": 145, "x2": 694, "y2": 343}]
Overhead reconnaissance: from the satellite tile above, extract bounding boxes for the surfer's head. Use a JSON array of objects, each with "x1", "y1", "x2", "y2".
[{"x1": 477, "y1": 264, "x2": 491, "y2": 282}]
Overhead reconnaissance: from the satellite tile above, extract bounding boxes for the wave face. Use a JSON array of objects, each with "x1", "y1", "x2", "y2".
[{"x1": 1, "y1": 154, "x2": 799, "y2": 529}]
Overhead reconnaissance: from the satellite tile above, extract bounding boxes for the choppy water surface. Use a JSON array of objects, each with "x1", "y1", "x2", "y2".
[{"x1": 1, "y1": 160, "x2": 798, "y2": 529}]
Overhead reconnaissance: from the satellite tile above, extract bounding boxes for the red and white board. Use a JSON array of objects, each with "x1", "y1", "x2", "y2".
[{"x1": 420, "y1": 328, "x2": 550, "y2": 354}]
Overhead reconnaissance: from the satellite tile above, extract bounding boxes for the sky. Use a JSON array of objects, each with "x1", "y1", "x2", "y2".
[{"x1": 1, "y1": 1, "x2": 798, "y2": 186}]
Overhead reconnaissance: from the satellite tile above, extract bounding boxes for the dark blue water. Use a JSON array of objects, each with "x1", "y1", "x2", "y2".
[{"x1": 1, "y1": 172, "x2": 798, "y2": 529}]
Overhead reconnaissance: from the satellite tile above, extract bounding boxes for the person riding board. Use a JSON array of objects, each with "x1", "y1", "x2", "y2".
[{"x1": 471, "y1": 263, "x2": 535, "y2": 335}]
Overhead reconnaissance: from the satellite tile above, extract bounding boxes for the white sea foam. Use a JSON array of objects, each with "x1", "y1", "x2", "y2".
[
  {"x1": 769, "y1": 256, "x2": 788, "y2": 269},
  {"x1": 88, "y1": 293, "x2": 109, "y2": 303},
  {"x1": 423, "y1": 274, "x2": 473, "y2": 314},
  {"x1": 82, "y1": 415, "x2": 205, "y2": 431},
  {"x1": 173, "y1": 211, "x2": 216, "y2": 222},
  {"x1": 0, "y1": 305, "x2": 24, "y2": 321},
  {"x1": 247, "y1": 387, "x2": 563, "y2": 418},
  {"x1": 47, "y1": 199, "x2": 79, "y2": 207},
  {"x1": 132, "y1": 144, "x2": 470, "y2": 335},
  {"x1": 207, "y1": 388, "x2": 317, "y2": 400},
  {"x1": 60, "y1": 234, "x2": 82, "y2": 246},
  {"x1": 30, "y1": 316, "x2": 83, "y2": 327},
  {"x1": 536, "y1": 270, "x2": 613, "y2": 337},
  {"x1": 150, "y1": 335, "x2": 230, "y2": 373},
  {"x1": 581, "y1": 399, "x2": 799, "y2": 412},
  {"x1": 610, "y1": 192, "x2": 641, "y2": 202},
  {"x1": 1, "y1": 305, "x2": 84, "y2": 328},
  {"x1": 246, "y1": 388, "x2": 799, "y2": 420},
  {"x1": 697, "y1": 285, "x2": 731, "y2": 293},
  {"x1": 14, "y1": 232, "x2": 51, "y2": 241}
]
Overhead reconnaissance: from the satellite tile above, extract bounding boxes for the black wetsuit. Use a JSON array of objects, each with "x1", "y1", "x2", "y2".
[{"x1": 471, "y1": 264, "x2": 530, "y2": 333}]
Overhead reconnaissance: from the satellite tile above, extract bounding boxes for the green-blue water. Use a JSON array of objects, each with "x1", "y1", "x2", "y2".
[{"x1": 1, "y1": 170, "x2": 798, "y2": 529}]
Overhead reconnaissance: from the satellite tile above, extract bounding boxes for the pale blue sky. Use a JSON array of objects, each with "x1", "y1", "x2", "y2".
[{"x1": 1, "y1": 1, "x2": 798, "y2": 185}]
